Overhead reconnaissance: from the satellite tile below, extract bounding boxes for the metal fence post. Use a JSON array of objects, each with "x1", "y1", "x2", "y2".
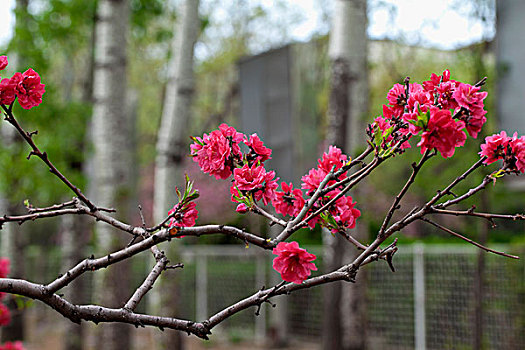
[
  {"x1": 196, "y1": 254, "x2": 208, "y2": 322},
  {"x1": 413, "y1": 243, "x2": 426, "y2": 350}
]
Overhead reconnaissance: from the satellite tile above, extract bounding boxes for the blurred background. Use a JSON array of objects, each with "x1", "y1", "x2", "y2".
[{"x1": 0, "y1": 0, "x2": 523, "y2": 349}]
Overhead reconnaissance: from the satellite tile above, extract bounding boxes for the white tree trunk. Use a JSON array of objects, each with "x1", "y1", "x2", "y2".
[
  {"x1": 154, "y1": 0, "x2": 200, "y2": 223},
  {"x1": 91, "y1": 0, "x2": 134, "y2": 349},
  {"x1": 152, "y1": 2, "x2": 199, "y2": 349},
  {"x1": 324, "y1": 1, "x2": 369, "y2": 349}
]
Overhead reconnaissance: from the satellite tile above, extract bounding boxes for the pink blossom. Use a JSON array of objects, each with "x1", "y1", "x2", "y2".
[
  {"x1": 0, "y1": 258, "x2": 10, "y2": 279},
  {"x1": 0, "y1": 341, "x2": 25, "y2": 350},
  {"x1": 12, "y1": 69, "x2": 46, "y2": 109},
  {"x1": 253, "y1": 170, "x2": 279, "y2": 205},
  {"x1": 235, "y1": 203, "x2": 249, "y2": 213},
  {"x1": 435, "y1": 81, "x2": 459, "y2": 110},
  {"x1": 231, "y1": 164, "x2": 278, "y2": 205},
  {"x1": 318, "y1": 146, "x2": 348, "y2": 174},
  {"x1": 272, "y1": 241, "x2": 317, "y2": 284},
  {"x1": 190, "y1": 124, "x2": 245, "y2": 180},
  {"x1": 510, "y1": 135, "x2": 525, "y2": 173},
  {"x1": 373, "y1": 116, "x2": 411, "y2": 149},
  {"x1": 417, "y1": 107, "x2": 466, "y2": 158},
  {"x1": 168, "y1": 202, "x2": 198, "y2": 228},
  {"x1": 479, "y1": 131, "x2": 510, "y2": 165},
  {"x1": 453, "y1": 83, "x2": 487, "y2": 111},
  {"x1": 301, "y1": 167, "x2": 327, "y2": 194},
  {"x1": 0, "y1": 56, "x2": 7, "y2": 71},
  {"x1": 382, "y1": 104, "x2": 400, "y2": 119},
  {"x1": 0, "y1": 78, "x2": 16, "y2": 105},
  {"x1": 387, "y1": 83, "x2": 424, "y2": 115},
  {"x1": 245, "y1": 133, "x2": 272, "y2": 163},
  {"x1": 191, "y1": 131, "x2": 233, "y2": 179},
  {"x1": 422, "y1": 69, "x2": 453, "y2": 92},
  {"x1": 461, "y1": 107, "x2": 487, "y2": 138},
  {"x1": 332, "y1": 193, "x2": 361, "y2": 231},
  {"x1": 406, "y1": 90, "x2": 432, "y2": 113},
  {"x1": 233, "y1": 163, "x2": 267, "y2": 191},
  {"x1": 0, "y1": 303, "x2": 10, "y2": 327},
  {"x1": 452, "y1": 83, "x2": 488, "y2": 138},
  {"x1": 386, "y1": 83, "x2": 407, "y2": 115},
  {"x1": 272, "y1": 182, "x2": 305, "y2": 217}
]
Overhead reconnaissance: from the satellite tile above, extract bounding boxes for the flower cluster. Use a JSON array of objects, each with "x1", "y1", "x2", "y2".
[
  {"x1": 300, "y1": 146, "x2": 361, "y2": 232},
  {"x1": 191, "y1": 124, "x2": 278, "y2": 210},
  {"x1": 479, "y1": 131, "x2": 525, "y2": 173},
  {"x1": 371, "y1": 70, "x2": 488, "y2": 158},
  {"x1": 0, "y1": 56, "x2": 45, "y2": 110},
  {"x1": 272, "y1": 242, "x2": 317, "y2": 284},
  {"x1": 167, "y1": 201, "x2": 199, "y2": 229}
]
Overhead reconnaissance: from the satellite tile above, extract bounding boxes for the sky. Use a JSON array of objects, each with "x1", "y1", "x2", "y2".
[{"x1": 0, "y1": 0, "x2": 494, "y2": 50}]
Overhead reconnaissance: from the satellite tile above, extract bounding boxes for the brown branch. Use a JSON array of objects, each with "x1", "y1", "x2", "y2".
[
  {"x1": 0, "y1": 278, "x2": 210, "y2": 338},
  {"x1": 251, "y1": 204, "x2": 287, "y2": 227},
  {"x1": 45, "y1": 228, "x2": 171, "y2": 293},
  {"x1": 274, "y1": 166, "x2": 336, "y2": 242},
  {"x1": 420, "y1": 217, "x2": 519, "y2": 259},
  {"x1": 173, "y1": 225, "x2": 275, "y2": 250},
  {"x1": 123, "y1": 256, "x2": 170, "y2": 311},
  {"x1": 1, "y1": 105, "x2": 98, "y2": 211},
  {"x1": 430, "y1": 207, "x2": 525, "y2": 223},
  {"x1": 1, "y1": 208, "x2": 83, "y2": 227},
  {"x1": 26, "y1": 199, "x2": 76, "y2": 213},
  {"x1": 379, "y1": 150, "x2": 433, "y2": 235}
]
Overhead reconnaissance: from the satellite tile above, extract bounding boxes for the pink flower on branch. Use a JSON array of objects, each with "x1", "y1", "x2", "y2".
[
  {"x1": 417, "y1": 107, "x2": 466, "y2": 158},
  {"x1": 272, "y1": 182, "x2": 305, "y2": 217},
  {"x1": 11, "y1": 68, "x2": 45, "y2": 110},
  {"x1": 245, "y1": 133, "x2": 272, "y2": 163},
  {"x1": 510, "y1": 135, "x2": 525, "y2": 173},
  {"x1": 190, "y1": 124, "x2": 245, "y2": 180},
  {"x1": 272, "y1": 241, "x2": 317, "y2": 284},
  {"x1": 332, "y1": 193, "x2": 361, "y2": 231},
  {"x1": 231, "y1": 163, "x2": 278, "y2": 206},
  {"x1": 0, "y1": 56, "x2": 8, "y2": 71},
  {"x1": 0, "y1": 78, "x2": 16, "y2": 105},
  {"x1": 168, "y1": 202, "x2": 199, "y2": 229},
  {"x1": 479, "y1": 131, "x2": 511, "y2": 165}
]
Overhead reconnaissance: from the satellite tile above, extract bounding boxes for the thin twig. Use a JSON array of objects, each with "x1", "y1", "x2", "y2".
[
  {"x1": 379, "y1": 150, "x2": 433, "y2": 236},
  {"x1": 123, "y1": 256, "x2": 169, "y2": 311},
  {"x1": 1, "y1": 105, "x2": 98, "y2": 211},
  {"x1": 420, "y1": 217, "x2": 519, "y2": 259},
  {"x1": 251, "y1": 204, "x2": 287, "y2": 227}
]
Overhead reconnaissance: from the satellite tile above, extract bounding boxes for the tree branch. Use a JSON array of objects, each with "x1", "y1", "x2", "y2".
[
  {"x1": 123, "y1": 256, "x2": 170, "y2": 311},
  {"x1": 379, "y1": 150, "x2": 433, "y2": 236},
  {"x1": 419, "y1": 217, "x2": 519, "y2": 259},
  {"x1": 1, "y1": 105, "x2": 98, "y2": 211}
]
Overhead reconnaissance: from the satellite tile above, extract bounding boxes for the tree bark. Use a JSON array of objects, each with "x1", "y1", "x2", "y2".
[
  {"x1": 154, "y1": 0, "x2": 200, "y2": 221},
  {"x1": 324, "y1": 1, "x2": 369, "y2": 349},
  {"x1": 91, "y1": 0, "x2": 134, "y2": 349},
  {"x1": 153, "y1": 1, "x2": 200, "y2": 349}
]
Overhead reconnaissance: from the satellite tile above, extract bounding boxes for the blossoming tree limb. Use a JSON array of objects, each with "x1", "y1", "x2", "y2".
[{"x1": 0, "y1": 56, "x2": 524, "y2": 340}]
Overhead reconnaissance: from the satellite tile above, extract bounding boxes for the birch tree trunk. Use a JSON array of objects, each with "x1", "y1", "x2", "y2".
[
  {"x1": 323, "y1": 1, "x2": 369, "y2": 349},
  {"x1": 153, "y1": 1, "x2": 200, "y2": 348},
  {"x1": 154, "y1": 0, "x2": 200, "y2": 222},
  {"x1": 91, "y1": 0, "x2": 134, "y2": 349}
]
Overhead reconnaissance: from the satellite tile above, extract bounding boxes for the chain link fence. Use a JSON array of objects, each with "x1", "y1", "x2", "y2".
[
  {"x1": 15, "y1": 242, "x2": 525, "y2": 349},
  {"x1": 177, "y1": 243, "x2": 524, "y2": 349}
]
